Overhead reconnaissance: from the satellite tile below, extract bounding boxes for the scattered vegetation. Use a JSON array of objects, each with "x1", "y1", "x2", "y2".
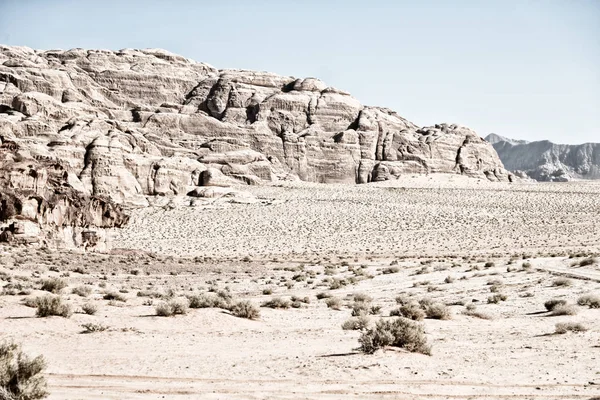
[
  {"x1": 341, "y1": 315, "x2": 370, "y2": 331},
  {"x1": 72, "y1": 285, "x2": 92, "y2": 297},
  {"x1": 261, "y1": 297, "x2": 291, "y2": 309},
  {"x1": 80, "y1": 323, "x2": 109, "y2": 334},
  {"x1": 487, "y1": 293, "x2": 507, "y2": 304}
]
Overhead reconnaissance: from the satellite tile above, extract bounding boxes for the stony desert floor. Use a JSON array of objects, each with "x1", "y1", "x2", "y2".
[{"x1": 1, "y1": 175, "x2": 600, "y2": 399}]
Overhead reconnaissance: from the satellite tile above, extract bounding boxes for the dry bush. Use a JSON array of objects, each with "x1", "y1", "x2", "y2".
[
  {"x1": 549, "y1": 304, "x2": 578, "y2": 316},
  {"x1": 351, "y1": 301, "x2": 370, "y2": 317},
  {"x1": 395, "y1": 294, "x2": 411, "y2": 305},
  {"x1": 463, "y1": 305, "x2": 493, "y2": 320},
  {"x1": 552, "y1": 278, "x2": 572, "y2": 287},
  {"x1": 155, "y1": 299, "x2": 189, "y2": 317},
  {"x1": 487, "y1": 293, "x2": 507, "y2": 304},
  {"x1": 390, "y1": 303, "x2": 425, "y2": 321},
  {"x1": 382, "y1": 266, "x2": 400, "y2": 274},
  {"x1": 261, "y1": 297, "x2": 291, "y2": 309},
  {"x1": 0, "y1": 341, "x2": 48, "y2": 400},
  {"x1": 80, "y1": 323, "x2": 109, "y2": 334},
  {"x1": 35, "y1": 296, "x2": 72, "y2": 318},
  {"x1": 290, "y1": 296, "x2": 310, "y2": 304},
  {"x1": 555, "y1": 322, "x2": 588, "y2": 334},
  {"x1": 187, "y1": 293, "x2": 231, "y2": 309},
  {"x1": 230, "y1": 301, "x2": 260, "y2": 320},
  {"x1": 444, "y1": 276, "x2": 455, "y2": 284},
  {"x1": 341, "y1": 315, "x2": 370, "y2": 331},
  {"x1": 359, "y1": 318, "x2": 431, "y2": 355},
  {"x1": 424, "y1": 303, "x2": 451, "y2": 320},
  {"x1": 71, "y1": 285, "x2": 92, "y2": 297},
  {"x1": 39, "y1": 278, "x2": 66, "y2": 294},
  {"x1": 325, "y1": 297, "x2": 342, "y2": 310},
  {"x1": 102, "y1": 292, "x2": 126, "y2": 302},
  {"x1": 544, "y1": 299, "x2": 567, "y2": 311},
  {"x1": 81, "y1": 303, "x2": 98, "y2": 315},
  {"x1": 577, "y1": 294, "x2": 600, "y2": 309},
  {"x1": 316, "y1": 292, "x2": 332, "y2": 300},
  {"x1": 262, "y1": 288, "x2": 273, "y2": 295},
  {"x1": 579, "y1": 257, "x2": 597, "y2": 267},
  {"x1": 353, "y1": 293, "x2": 373, "y2": 303}
]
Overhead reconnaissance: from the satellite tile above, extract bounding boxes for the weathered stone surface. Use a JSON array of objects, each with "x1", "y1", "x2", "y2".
[
  {"x1": 486, "y1": 134, "x2": 600, "y2": 181},
  {"x1": 0, "y1": 44, "x2": 510, "y2": 213}
]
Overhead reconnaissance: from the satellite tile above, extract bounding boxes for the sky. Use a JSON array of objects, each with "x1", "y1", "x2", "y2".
[{"x1": 0, "y1": 0, "x2": 598, "y2": 144}]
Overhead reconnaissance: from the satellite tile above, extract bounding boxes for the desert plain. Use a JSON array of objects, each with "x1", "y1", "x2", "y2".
[{"x1": 1, "y1": 175, "x2": 599, "y2": 399}]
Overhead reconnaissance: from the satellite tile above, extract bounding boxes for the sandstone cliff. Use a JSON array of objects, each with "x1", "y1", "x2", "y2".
[
  {"x1": 485, "y1": 134, "x2": 600, "y2": 182},
  {"x1": 0, "y1": 45, "x2": 511, "y2": 247}
]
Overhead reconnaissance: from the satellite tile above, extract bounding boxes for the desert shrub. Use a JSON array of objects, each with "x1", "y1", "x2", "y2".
[
  {"x1": 21, "y1": 298, "x2": 38, "y2": 308},
  {"x1": 544, "y1": 299, "x2": 567, "y2": 311},
  {"x1": 549, "y1": 304, "x2": 578, "y2": 316},
  {"x1": 187, "y1": 293, "x2": 231, "y2": 309},
  {"x1": 261, "y1": 297, "x2": 290, "y2": 309},
  {"x1": 463, "y1": 307, "x2": 493, "y2": 320},
  {"x1": 102, "y1": 292, "x2": 126, "y2": 302},
  {"x1": 417, "y1": 297, "x2": 434, "y2": 308},
  {"x1": 35, "y1": 296, "x2": 72, "y2": 318},
  {"x1": 382, "y1": 266, "x2": 400, "y2": 274},
  {"x1": 325, "y1": 297, "x2": 342, "y2": 310},
  {"x1": 359, "y1": 318, "x2": 431, "y2": 355},
  {"x1": 230, "y1": 301, "x2": 260, "y2": 320},
  {"x1": 0, "y1": 341, "x2": 48, "y2": 400},
  {"x1": 555, "y1": 322, "x2": 588, "y2": 334},
  {"x1": 290, "y1": 296, "x2": 310, "y2": 304},
  {"x1": 444, "y1": 276, "x2": 455, "y2": 284},
  {"x1": 353, "y1": 293, "x2": 373, "y2": 303},
  {"x1": 424, "y1": 303, "x2": 451, "y2": 320},
  {"x1": 316, "y1": 292, "x2": 332, "y2": 300},
  {"x1": 71, "y1": 285, "x2": 92, "y2": 297},
  {"x1": 369, "y1": 305, "x2": 382, "y2": 315},
  {"x1": 39, "y1": 278, "x2": 66, "y2": 294},
  {"x1": 80, "y1": 323, "x2": 108, "y2": 334},
  {"x1": 484, "y1": 262, "x2": 495, "y2": 268},
  {"x1": 522, "y1": 262, "x2": 532, "y2": 269},
  {"x1": 487, "y1": 294, "x2": 507, "y2": 304},
  {"x1": 395, "y1": 294, "x2": 411, "y2": 305},
  {"x1": 577, "y1": 294, "x2": 600, "y2": 309},
  {"x1": 329, "y1": 278, "x2": 347, "y2": 290},
  {"x1": 341, "y1": 315, "x2": 370, "y2": 330},
  {"x1": 262, "y1": 288, "x2": 273, "y2": 295},
  {"x1": 81, "y1": 303, "x2": 98, "y2": 315},
  {"x1": 155, "y1": 299, "x2": 188, "y2": 317},
  {"x1": 579, "y1": 257, "x2": 597, "y2": 267},
  {"x1": 390, "y1": 303, "x2": 425, "y2": 321},
  {"x1": 552, "y1": 278, "x2": 572, "y2": 287}
]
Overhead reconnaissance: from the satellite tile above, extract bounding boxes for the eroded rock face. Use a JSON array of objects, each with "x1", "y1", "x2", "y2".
[
  {"x1": 0, "y1": 45, "x2": 510, "y2": 211},
  {"x1": 0, "y1": 139, "x2": 128, "y2": 250},
  {"x1": 486, "y1": 134, "x2": 600, "y2": 182}
]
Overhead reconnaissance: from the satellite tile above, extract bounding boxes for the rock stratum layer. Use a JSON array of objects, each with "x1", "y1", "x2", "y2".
[
  {"x1": 486, "y1": 134, "x2": 600, "y2": 182},
  {"x1": 0, "y1": 45, "x2": 510, "y2": 248}
]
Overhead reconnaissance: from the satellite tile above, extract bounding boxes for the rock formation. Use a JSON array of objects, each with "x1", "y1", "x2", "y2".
[
  {"x1": 0, "y1": 45, "x2": 511, "y2": 248},
  {"x1": 485, "y1": 134, "x2": 600, "y2": 182}
]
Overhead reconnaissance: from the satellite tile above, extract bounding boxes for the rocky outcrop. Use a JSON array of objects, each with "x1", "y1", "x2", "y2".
[
  {"x1": 0, "y1": 137, "x2": 128, "y2": 249},
  {"x1": 0, "y1": 46, "x2": 510, "y2": 206},
  {"x1": 485, "y1": 134, "x2": 600, "y2": 182}
]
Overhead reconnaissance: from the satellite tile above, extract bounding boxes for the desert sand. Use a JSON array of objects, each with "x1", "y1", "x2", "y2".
[{"x1": 1, "y1": 175, "x2": 599, "y2": 399}]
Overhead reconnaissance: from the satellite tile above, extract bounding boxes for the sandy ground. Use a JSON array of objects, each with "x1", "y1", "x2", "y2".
[
  {"x1": 113, "y1": 175, "x2": 600, "y2": 259},
  {"x1": 1, "y1": 175, "x2": 600, "y2": 399}
]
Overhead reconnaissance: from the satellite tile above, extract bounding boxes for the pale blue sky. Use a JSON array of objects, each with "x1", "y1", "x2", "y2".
[{"x1": 1, "y1": 0, "x2": 598, "y2": 144}]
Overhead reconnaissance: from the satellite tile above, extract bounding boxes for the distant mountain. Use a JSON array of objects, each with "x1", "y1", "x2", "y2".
[{"x1": 485, "y1": 134, "x2": 600, "y2": 182}]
